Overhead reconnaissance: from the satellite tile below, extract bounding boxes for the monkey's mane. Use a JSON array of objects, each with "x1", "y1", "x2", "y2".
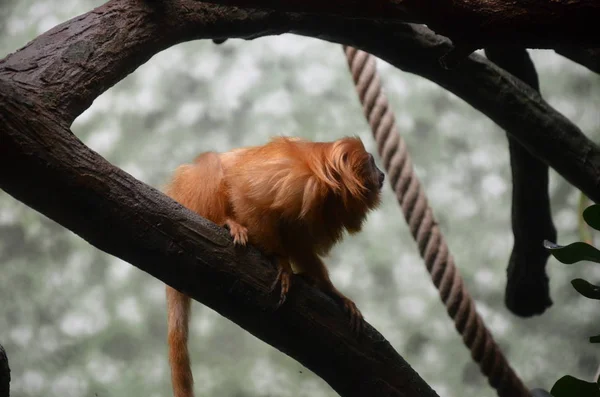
[{"x1": 259, "y1": 136, "x2": 371, "y2": 220}]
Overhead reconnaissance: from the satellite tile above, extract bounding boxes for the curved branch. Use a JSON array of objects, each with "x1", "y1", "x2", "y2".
[
  {"x1": 200, "y1": 0, "x2": 600, "y2": 50},
  {"x1": 3, "y1": 1, "x2": 597, "y2": 394},
  {"x1": 2, "y1": 1, "x2": 599, "y2": 204},
  {"x1": 0, "y1": 80, "x2": 439, "y2": 397},
  {"x1": 555, "y1": 47, "x2": 600, "y2": 74},
  {"x1": 0, "y1": 1, "x2": 595, "y2": 393},
  {"x1": 484, "y1": 47, "x2": 557, "y2": 318},
  {"x1": 0, "y1": 0, "x2": 282, "y2": 121},
  {"x1": 296, "y1": 22, "x2": 600, "y2": 203}
]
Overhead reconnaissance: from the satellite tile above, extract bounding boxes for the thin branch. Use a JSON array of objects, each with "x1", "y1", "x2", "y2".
[{"x1": 484, "y1": 47, "x2": 557, "y2": 317}]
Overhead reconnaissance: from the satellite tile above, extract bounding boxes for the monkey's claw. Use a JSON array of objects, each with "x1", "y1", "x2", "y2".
[
  {"x1": 224, "y1": 219, "x2": 248, "y2": 246},
  {"x1": 341, "y1": 297, "x2": 364, "y2": 335},
  {"x1": 271, "y1": 266, "x2": 291, "y2": 308}
]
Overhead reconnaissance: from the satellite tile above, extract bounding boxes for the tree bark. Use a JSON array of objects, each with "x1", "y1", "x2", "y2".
[
  {"x1": 292, "y1": 22, "x2": 600, "y2": 203},
  {"x1": 199, "y1": 0, "x2": 600, "y2": 50},
  {"x1": 3, "y1": 1, "x2": 599, "y2": 202},
  {"x1": 1, "y1": 0, "x2": 599, "y2": 395},
  {"x1": 0, "y1": 80, "x2": 439, "y2": 397},
  {"x1": 555, "y1": 47, "x2": 600, "y2": 74},
  {"x1": 484, "y1": 47, "x2": 557, "y2": 318}
]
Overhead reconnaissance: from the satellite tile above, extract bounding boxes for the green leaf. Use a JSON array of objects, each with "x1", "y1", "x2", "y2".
[
  {"x1": 544, "y1": 240, "x2": 600, "y2": 264},
  {"x1": 589, "y1": 334, "x2": 600, "y2": 344},
  {"x1": 579, "y1": 194, "x2": 594, "y2": 243},
  {"x1": 583, "y1": 204, "x2": 600, "y2": 231},
  {"x1": 551, "y1": 375, "x2": 600, "y2": 397},
  {"x1": 571, "y1": 279, "x2": 600, "y2": 300}
]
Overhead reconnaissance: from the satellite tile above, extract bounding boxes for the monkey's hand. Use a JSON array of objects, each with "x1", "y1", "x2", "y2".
[
  {"x1": 270, "y1": 257, "x2": 293, "y2": 308},
  {"x1": 224, "y1": 218, "x2": 248, "y2": 246}
]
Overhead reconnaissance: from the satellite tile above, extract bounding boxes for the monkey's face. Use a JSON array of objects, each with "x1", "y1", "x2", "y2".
[
  {"x1": 344, "y1": 149, "x2": 385, "y2": 208},
  {"x1": 333, "y1": 147, "x2": 385, "y2": 234},
  {"x1": 356, "y1": 152, "x2": 384, "y2": 213},
  {"x1": 366, "y1": 153, "x2": 385, "y2": 191},
  {"x1": 328, "y1": 137, "x2": 384, "y2": 211}
]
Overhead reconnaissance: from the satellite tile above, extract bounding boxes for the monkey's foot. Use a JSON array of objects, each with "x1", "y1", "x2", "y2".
[
  {"x1": 271, "y1": 265, "x2": 292, "y2": 308},
  {"x1": 339, "y1": 296, "x2": 364, "y2": 335},
  {"x1": 224, "y1": 219, "x2": 248, "y2": 246}
]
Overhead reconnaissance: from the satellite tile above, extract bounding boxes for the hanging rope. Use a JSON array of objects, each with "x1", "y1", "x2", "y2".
[{"x1": 342, "y1": 46, "x2": 531, "y2": 397}]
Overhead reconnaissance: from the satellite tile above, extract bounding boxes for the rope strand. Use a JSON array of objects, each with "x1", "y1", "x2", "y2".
[{"x1": 343, "y1": 45, "x2": 530, "y2": 397}]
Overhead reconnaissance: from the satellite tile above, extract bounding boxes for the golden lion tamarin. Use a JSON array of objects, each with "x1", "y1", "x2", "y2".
[{"x1": 165, "y1": 136, "x2": 384, "y2": 397}]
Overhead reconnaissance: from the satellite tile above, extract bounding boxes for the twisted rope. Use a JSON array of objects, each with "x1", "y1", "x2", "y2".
[{"x1": 343, "y1": 46, "x2": 530, "y2": 397}]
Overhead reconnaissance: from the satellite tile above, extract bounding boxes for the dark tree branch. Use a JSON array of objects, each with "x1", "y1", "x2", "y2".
[
  {"x1": 0, "y1": 1, "x2": 599, "y2": 394},
  {"x1": 199, "y1": 0, "x2": 600, "y2": 50},
  {"x1": 0, "y1": 345, "x2": 9, "y2": 397},
  {"x1": 483, "y1": 47, "x2": 557, "y2": 318},
  {"x1": 0, "y1": 81, "x2": 439, "y2": 397},
  {"x1": 291, "y1": 22, "x2": 600, "y2": 203},
  {"x1": 555, "y1": 47, "x2": 600, "y2": 74},
  {"x1": 2, "y1": 1, "x2": 599, "y2": 202}
]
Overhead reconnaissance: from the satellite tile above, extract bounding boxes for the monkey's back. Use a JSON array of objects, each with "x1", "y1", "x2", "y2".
[
  {"x1": 166, "y1": 151, "x2": 229, "y2": 225},
  {"x1": 218, "y1": 138, "x2": 348, "y2": 259}
]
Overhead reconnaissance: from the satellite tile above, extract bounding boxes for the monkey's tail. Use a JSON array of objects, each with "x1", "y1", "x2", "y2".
[
  {"x1": 164, "y1": 151, "x2": 228, "y2": 397},
  {"x1": 167, "y1": 286, "x2": 194, "y2": 397}
]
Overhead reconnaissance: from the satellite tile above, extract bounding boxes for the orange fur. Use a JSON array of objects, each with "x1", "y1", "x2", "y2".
[{"x1": 165, "y1": 136, "x2": 385, "y2": 397}]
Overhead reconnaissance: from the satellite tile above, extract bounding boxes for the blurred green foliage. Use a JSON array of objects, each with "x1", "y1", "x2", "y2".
[{"x1": 545, "y1": 204, "x2": 600, "y2": 396}]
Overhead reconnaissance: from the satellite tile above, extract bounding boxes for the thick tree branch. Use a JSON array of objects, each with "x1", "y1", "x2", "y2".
[
  {"x1": 0, "y1": 2, "x2": 599, "y2": 393},
  {"x1": 0, "y1": 81, "x2": 439, "y2": 397},
  {"x1": 555, "y1": 47, "x2": 600, "y2": 74},
  {"x1": 2, "y1": 1, "x2": 599, "y2": 203},
  {"x1": 484, "y1": 47, "x2": 557, "y2": 318},
  {"x1": 296, "y1": 22, "x2": 600, "y2": 203},
  {"x1": 200, "y1": 0, "x2": 600, "y2": 50}
]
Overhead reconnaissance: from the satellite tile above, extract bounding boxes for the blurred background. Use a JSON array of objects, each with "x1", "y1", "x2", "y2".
[{"x1": 1, "y1": 1, "x2": 600, "y2": 396}]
